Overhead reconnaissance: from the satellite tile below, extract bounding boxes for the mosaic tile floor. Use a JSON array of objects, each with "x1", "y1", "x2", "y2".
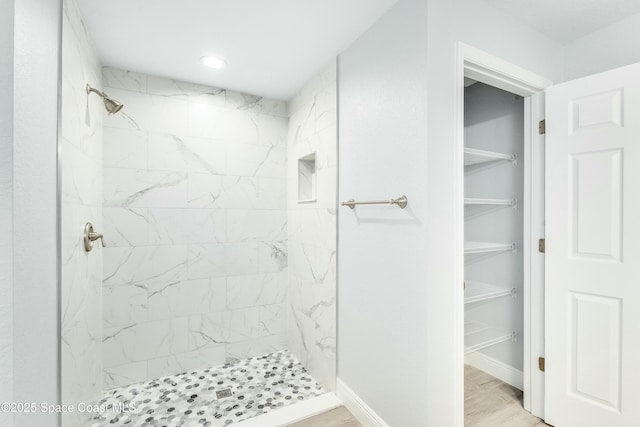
[{"x1": 92, "y1": 350, "x2": 324, "y2": 426}]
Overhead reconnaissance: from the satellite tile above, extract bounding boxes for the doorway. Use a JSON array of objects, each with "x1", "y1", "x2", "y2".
[{"x1": 454, "y1": 43, "x2": 550, "y2": 423}]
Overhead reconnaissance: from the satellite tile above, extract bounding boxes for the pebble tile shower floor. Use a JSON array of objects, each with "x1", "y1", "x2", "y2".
[{"x1": 93, "y1": 350, "x2": 324, "y2": 426}]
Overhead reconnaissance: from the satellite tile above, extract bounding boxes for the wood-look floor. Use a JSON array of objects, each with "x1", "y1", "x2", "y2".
[
  {"x1": 286, "y1": 406, "x2": 362, "y2": 427},
  {"x1": 287, "y1": 365, "x2": 548, "y2": 427},
  {"x1": 465, "y1": 365, "x2": 549, "y2": 426}
]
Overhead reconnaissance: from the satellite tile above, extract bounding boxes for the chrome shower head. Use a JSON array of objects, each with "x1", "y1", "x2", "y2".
[{"x1": 86, "y1": 83, "x2": 124, "y2": 115}]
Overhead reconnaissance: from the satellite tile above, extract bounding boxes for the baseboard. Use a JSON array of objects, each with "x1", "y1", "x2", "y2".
[
  {"x1": 336, "y1": 378, "x2": 390, "y2": 427},
  {"x1": 465, "y1": 352, "x2": 523, "y2": 390},
  {"x1": 234, "y1": 392, "x2": 342, "y2": 427}
]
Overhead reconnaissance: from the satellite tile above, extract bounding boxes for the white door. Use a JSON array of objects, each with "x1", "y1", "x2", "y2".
[{"x1": 545, "y1": 62, "x2": 640, "y2": 426}]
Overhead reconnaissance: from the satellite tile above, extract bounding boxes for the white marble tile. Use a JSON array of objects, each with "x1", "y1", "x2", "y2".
[
  {"x1": 180, "y1": 136, "x2": 226, "y2": 175},
  {"x1": 226, "y1": 209, "x2": 286, "y2": 243},
  {"x1": 61, "y1": 0, "x2": 104, "y2": 412},
  {"x1": 224, "y1": 92, "x2": 288, "y2": 118},
  {"x1": 187, "y1": 244, "x2": 226, "y2": 279},
  {"x1": 188, "y1": 312, "x2": 231, "y2": 350},
  {"x1": 103, "y1": 285, "x2": 147, "y2": 328},
  {"x1": 147, "y1": 208, "x2": 185, "y2": 244},
  {"x1": 226, "y1": 143, "x2": 286, "y2": 178},
  {"x1": 103, "y1": 362, "x2": 148, "y2": 390},
  {"x1": 103, "y1": 207, "x2": 149, "y2": 247},
  {"x1": 189, "y1": 243, "x2": 260, "y2": 280},
  {"x1": 104, "y1": 168, "x2": 187, "y2": 208},
  {"x1": 147, "y1": 346, "x2": 226, "y2": 380},
  {"x1": 147, "y1": 281, "x2": 181, "y2": 321},
  {"x1": 102, "y1": 67, "x2": 148, "y2": 93},
  {"x1": 103, "y1": 245, "x2": 188, "y2": 287},
  {"x1": 103, "y1": 127, "x2": 147, "y2": 169},
  {"x1": 224, "y1": 335, "x2": 288, "y2": 364},
  {"x1": 259, "y1": 304, "x2": 287, "y2": 336},
  {"x1": 258, "y1": 178, "x2": 287, "y2": 210},
  {"x1": 214, "y1": 176, "x2": 261, "y2": 209},
  {"x1": 103, "y1": 88, "x2": 189, "y2": 135},
  {"x1": 227, "y1": 272, "x2": 287, "y2": 309},
  {"x1": 183, "y1": 209, "x2": 226, "y2": 244},
  {"x1": 103, "y1": 318, "x2": 188, "y2": 367},
  {"x1": 257, "y1": 114, "x2": 289, "y2": 147},
  {"x1": 146, "y1": 76, "x2": 227, "y2": 108},
  {"x1": 62, "y1": 140, "x2": 101, "y2": 206},
  {"x1": 258, "y1": 240, "x2": 288, "y2": 273},
  {"x1": 177, "y1": 278, "x2": 227, "y2": 316},
  {"x1": 188, "y1": 102, "x2": 259, "y2": 143},
  {"x1": 187, "y1": 173, "x2": 224, "y2": 208},
  {"x1": 148, "y1": 133, "x2": 225, "y2": 174}
]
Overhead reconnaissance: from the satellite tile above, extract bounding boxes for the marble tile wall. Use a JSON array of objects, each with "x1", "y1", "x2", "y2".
[
  {"x1": 287, "y1": 61, "x2": 338, "y2": 391},
  {"x1": 101, "y1": 67, "x2": 289, "y2": 388},
  {"x1": 60, "y1": 0, "x2": 104, "y2": 425}
]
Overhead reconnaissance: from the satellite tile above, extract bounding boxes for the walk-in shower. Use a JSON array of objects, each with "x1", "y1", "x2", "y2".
[{"x1": 61, "y1": 0, "x2": 337, "y2": 425}]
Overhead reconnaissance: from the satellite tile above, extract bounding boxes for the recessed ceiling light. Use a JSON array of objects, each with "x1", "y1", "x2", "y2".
[{"x1": 200, "y1": 56, "x2": 226, "y2": 69}]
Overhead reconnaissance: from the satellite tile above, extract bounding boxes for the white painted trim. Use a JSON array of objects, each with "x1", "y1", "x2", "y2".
[
  {"x1": 528, "y1": 92, "x2": 546, "y2": 419},
  {"x1": 336, "y1": 378, "x2": 390, "y2": 427},
  {"x1": 465, "y1": 352, "x2": 524, "y2": 391},
  {"x1": 234, "y1": 392, "x2": 342, "y2": 427},
  {"x1": 455, "y1": 42, "x2": 552, "y2": 424},
  {"x1": 459, "y1": 43, "x2": 552, "y2": 97}
]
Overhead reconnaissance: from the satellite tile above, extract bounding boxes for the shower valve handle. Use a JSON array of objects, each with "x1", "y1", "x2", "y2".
[{"x1": 84, "y1": 222, "x2": 106, "y2": 252}]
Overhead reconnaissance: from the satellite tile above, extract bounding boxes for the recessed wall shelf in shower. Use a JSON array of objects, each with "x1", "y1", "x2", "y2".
[
  {"x1": 298, "y1": 153, "x2": 316, "y2": 203},
  {"x1": 464, "y1": 280, "x2": 516, "y2": 304},
  {"x1": 464, "y1": 147, "x2": 516, "y2": 166},
  {"x1": 464, "y1": 321, "x2": 515, "y2": 354},
  {"x1": 464, "y1": 241, "x2": 515, "y2": 255}
]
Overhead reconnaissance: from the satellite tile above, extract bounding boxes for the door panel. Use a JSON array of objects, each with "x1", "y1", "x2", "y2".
[{"x1": 546, "y1": 62, "x2": 640, "y2": 426}]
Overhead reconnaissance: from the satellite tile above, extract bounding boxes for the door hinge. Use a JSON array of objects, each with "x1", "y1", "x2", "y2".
[
  {"x1": 538, "y1": 119, "x2": 546, "y2": 135},
  {"x1": 538, "y1": 238, "x2": 545, "y2": 253},
  {"x1": 538, "y1": 357, "x2": 545, "y2": 372}
]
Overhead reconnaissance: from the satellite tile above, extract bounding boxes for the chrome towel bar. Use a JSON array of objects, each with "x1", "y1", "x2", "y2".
[{"x1": 341, "y1": 195, "x2": 408, "y2": 210}]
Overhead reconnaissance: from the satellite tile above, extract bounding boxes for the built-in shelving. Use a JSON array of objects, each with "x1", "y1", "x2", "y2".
[
  {"x1": 465, "y1": 280, "x2": 515, "y2": 304},
  {"x1": 464, "y1": 198, "x2": 515, "y2": 207},
  {"x1": 464, "y1": 241, "x2": 515, "y2": 255},
  {"x1": 464, "y1": 147, "x2": 516, "y2": 166},
  {"x1": 464, "y1": 321, "x2": 515, "y2": 354}
]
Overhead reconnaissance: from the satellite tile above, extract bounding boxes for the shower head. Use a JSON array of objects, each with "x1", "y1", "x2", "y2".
[{"x1": 86, "y1": 84, "x2": 124, "y2": 115}]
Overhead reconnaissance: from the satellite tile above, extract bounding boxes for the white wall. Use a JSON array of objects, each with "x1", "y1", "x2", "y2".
[
  {"x1": 338, "y1": 1, "x2": 429, "y2": 425},
  {"x1": 287, "y1": 61, "x2": 337, "y2": 392},
  {"x1": 13, "y1": 0, "x2": 61, "y2": 425},
  {"x1": 100, "y1": 68, "x2": 289, "y2": 388},
  {"x1": 60, "y1": 0, "x2": 104, "y2": 424},
  {"x1": 0, "y1": 1, "x2": 14, "y2": 426},
  {"x1": 338, "y1": 0, "x2": 563, "y2": 425},
  {"x1": 563, "y1": 12, "x2": 640, "y2": 81}
]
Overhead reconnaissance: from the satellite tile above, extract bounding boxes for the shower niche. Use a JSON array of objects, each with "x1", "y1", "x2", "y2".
[{"x1": 298, "y1": 153, "x2": 317, "y2": 203}]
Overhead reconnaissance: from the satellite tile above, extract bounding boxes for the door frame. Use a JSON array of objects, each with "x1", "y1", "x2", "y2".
[{"x1": 453, "y1": 42, "x2": 552, "y2": 419}]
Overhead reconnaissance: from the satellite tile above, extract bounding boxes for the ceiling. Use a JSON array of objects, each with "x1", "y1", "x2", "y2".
[
  {"x1": 77, "y1": 0, "x2": 640, "y2": 101},
  {"x1": 76, "y1": 0, "x2": 398, "y2": 100},
  {"x1": 483, "y1": 0, "x2": 640, "y2": 44}
]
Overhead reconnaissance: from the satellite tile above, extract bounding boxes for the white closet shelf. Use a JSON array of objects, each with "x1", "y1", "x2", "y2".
[
  {"x1": 464, "y1": 147, "x2": 516, "y2": 166},
  {"x1": 464, "y1": 198, "x2": 515, "y2": 207},
  {"x1": 464, "y1": 321, "x2": 515, "y2": 354},
  {"x1": 464, "y1": 241, "x2": 515, "y2": 255},
  {"x1": 464, "y1": 280, "x2": 515, "y2": 304}
]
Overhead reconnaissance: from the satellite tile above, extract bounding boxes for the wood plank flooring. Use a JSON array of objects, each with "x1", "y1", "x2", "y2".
[
  {"x1": 465, "y1": 365, "x2": 549, "y2": 426},
  {"x1": 286, "y1": 406, "x2": 362, "y2": 427},
  {"x1": 287, "y1": 365, "x2": 548, "y2": 427}
]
